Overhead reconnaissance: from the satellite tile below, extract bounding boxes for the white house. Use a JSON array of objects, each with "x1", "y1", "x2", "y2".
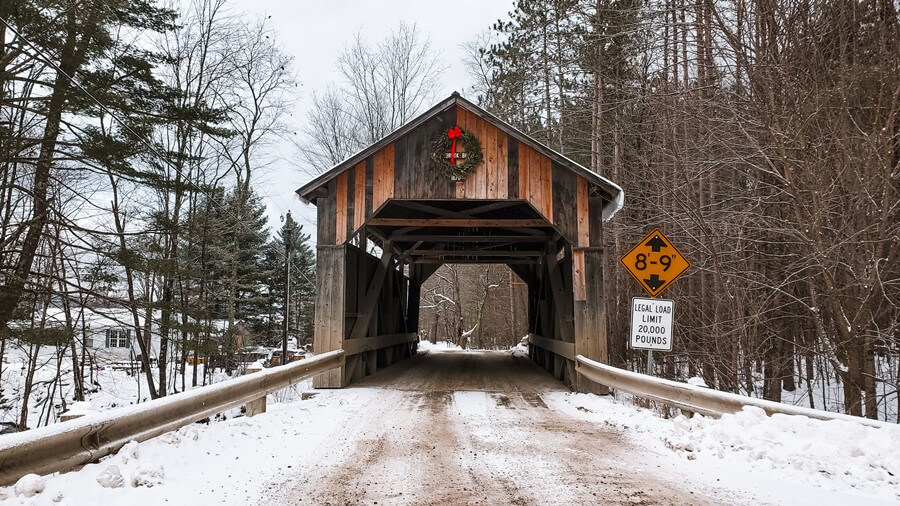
[{"x1": 18, "y1": 307, "x2": 247, "y2": 363}]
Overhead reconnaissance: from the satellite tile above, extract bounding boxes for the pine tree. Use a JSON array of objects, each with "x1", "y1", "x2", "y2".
[
  {"x1": 259, "y1": 221, "x2": 315, "y2": 348},
  {"x1": 0, "y1": 0, "x2": 177, "y2": 332}
]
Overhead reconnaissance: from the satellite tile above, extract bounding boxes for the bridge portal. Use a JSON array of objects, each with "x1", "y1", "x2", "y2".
[{"x1": 296, "y1": 93, "x2": 623, "y2": 392}]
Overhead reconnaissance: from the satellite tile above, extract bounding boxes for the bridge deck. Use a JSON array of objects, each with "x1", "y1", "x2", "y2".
[{"x1": 266, "y1": 349, "x2": 730, "y2": 505}]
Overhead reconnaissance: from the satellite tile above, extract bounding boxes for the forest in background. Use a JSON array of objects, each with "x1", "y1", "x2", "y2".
[
  {"x1": 458, "y1": 0, "x2": 898, "y2": 420},
  {"x1": 0, "y1": 0, "x2": 316, "y2": 430},
  {"x1": 2, "y1": 0, "x2": 898, "y2": 428},
  {"x1": 295, "y1": 0, "x2": 899, "y2": 421}
]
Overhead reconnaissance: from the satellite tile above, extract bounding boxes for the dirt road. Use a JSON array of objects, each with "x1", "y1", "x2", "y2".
[{"x1": 264, "y1": 348, "x2": 733, "y2": 505}]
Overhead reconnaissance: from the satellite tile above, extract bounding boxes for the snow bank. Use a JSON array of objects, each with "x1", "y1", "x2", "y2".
[
  {"x1": 665, "y1": 406, "x2": 899, "y2": 495},
  {"x1": 13, "y1": 475, "x2": 44, "y2": 498},
  {"x1": 546, "y1": 391, "x2": 900, "y2": 504},
  {"x1": 0, "y1": 387, "x2": 374, "y2": 505},
  {"x1": 417, "y1": 340, "x2": 462, "y2": 352}
]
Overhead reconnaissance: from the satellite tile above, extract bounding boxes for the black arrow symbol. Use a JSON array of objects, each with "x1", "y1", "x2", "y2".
[
  {"x1": 645, "y1": 235, "x2": 668, "y2": 252},
  {"x1": 643, "y1": 274, "x2": 665, "y2": 291}
]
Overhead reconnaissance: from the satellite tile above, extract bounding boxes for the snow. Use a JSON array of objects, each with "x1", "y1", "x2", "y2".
[
  {"x1": 545, "y1": 391, "x2": 900, "y2": 505},
  {"x1": 0, "y1": 348, "x2": 896, "y2": 504},
  {"x1": 1, "y1": 346, "x2": 237, "y2": 430},
  {"x1": 686, "y1": 376, "x2": 708, "y2": 387},
  {"x1": 95, "y1": 466, "x2": 124, "y2": 489},
  {"x1": 417, "y1": 339, "x2": 462, "y2": 351},
  {"x1": 12, "y1": 476, "x2": 43, "y2": 499}
]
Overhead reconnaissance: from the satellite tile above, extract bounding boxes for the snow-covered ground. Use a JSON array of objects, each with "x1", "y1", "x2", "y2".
[
  {"x1": 548, "y1": 392, "x2": 899, "y2": 504},
  {"x1": 0, "y1": 346, "x2": 242, "y2": 430},
  {"x1": 1, "y1": 346, "x2": 898, "y2": 504}
]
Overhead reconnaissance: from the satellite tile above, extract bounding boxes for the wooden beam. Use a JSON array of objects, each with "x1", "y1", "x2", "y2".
[
  {"x1": 390, "y1": 234, "x2": 550, "y2": 243},
  {"x1": 413, "y1": 258, "x2": 538, "y2": 264},
  {"x1": 545, "y1": 245, "x2": 575, "y2": 342},
  {"x1": 368, "y1": 218, "x2": 548, "y2": 228},
  {"x1": 527, "y1": 334, "x2": 575, "y2": 361},
  {"x1": 343, "y1": 333, "x2": 418, "y2": 355},
  {"x1": 390, "y1": 200, "x2": 468, "y2": 218},
  {"x1": 411, "y1": 249, "x2": 542, "y2": 257},
  {"x1": 462, "y1": 200, "x2": 520, "y2": 215},
  {"x1": 347, "y1": 244, "x2": 393, "y2": 340}
]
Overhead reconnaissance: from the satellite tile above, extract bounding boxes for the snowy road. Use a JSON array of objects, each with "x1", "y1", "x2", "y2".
[
  {"x1": 263, "y1": 349, "x2": 731, "y2": 505},
  {"x1": 5, "y1": 346, "x2": 897, "y2": 505}
]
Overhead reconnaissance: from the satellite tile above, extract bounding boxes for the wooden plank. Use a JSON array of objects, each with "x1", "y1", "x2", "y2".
[
  {"x1": 508, "y1": 136, "x2": 519, "y2": 198},
  {"x1": 415, "y1": 258, "x2": 537, "y2": 264},
  {"x1": 317, "y1": 180, "x2": 336, "y2": 246},
  {"x1": 347, "y1": 245, "x2": 394, "y2": 340},
  {"x1": 411, "y1": 249, "x2": 543, "y2": 257},
  {"x1": 355, "y1": 162, "x2": 366, "y2": 231},
  {"x1": 497, "y1": 132, "x2": 508, "y2": 199},
  {"x1": 390, "y1": 234, "x2": 551, "y2": 242},
  {"x1": 528, "y1": 334, "x2": 575, "y2": 361},
  {"x1": 529, "y1": 145, "x2": 542, "y2": 213},
  {"x1": 486, "y1": 119, "x2": 497, "y2": 198},
  {"x1": 576, "y1": 176, "x2": 589, "y2": 247},
  {"x1": 336, "y1": 172, "x2": 348, "y2": 244},
  {"x1": 368, "y1": 218, "x2": 549, "y2": 228},
  {"x1": 518, "y1": 143, "x2": 529, "y2": 202},
  {"x1": 573, "y1": 250, "x2": 586, "y2": 302},
  {"x1": 373, "y1": 150, "x2": 384, "y2": 210},
  {"x1": 467, "y1": 111, "x2": 480, "y2": 198},
  {"x1": 342, "y1": 333, "x2": 417, "y2": 355},
  {"x1": 575, "y1": 249, "x2": 607, "y2": 394},
  {"x1": 545, "y1": 248, "x2": 574, "y2": 341},
  {"x1": 365, "y1": 156, "x2": 374, "y2": 215},
  {"x1": 313, "y1": 246, "x2": 346, "y2": 388},
  {"x1": 393, "y1": 134, "x2": 408, "y2": 199},
  {"x1": 540, "y1": 152, "x2": 553, "y2": 221},
  {"x1": 384, "y1": 143, "x2": 395, "y2": 202},
  {"x1": 476, "y1": 115, "x2": 488, "y2": 199},
  {"x1": 552, "y1": 164, "x2": 576, "y2": 244},
  {"x1": 346, "y1": 169, "x2": 355, "y2": 240}
]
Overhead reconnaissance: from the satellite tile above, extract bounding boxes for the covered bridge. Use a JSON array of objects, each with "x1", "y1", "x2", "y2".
[{"x1": 297, "y1": 93, "x2": 623, "y2": 392}]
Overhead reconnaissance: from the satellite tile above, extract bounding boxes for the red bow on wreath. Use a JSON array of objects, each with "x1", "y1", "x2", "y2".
[{"x1": 447, "y1": 126, "x2": 463, "y2": 164}]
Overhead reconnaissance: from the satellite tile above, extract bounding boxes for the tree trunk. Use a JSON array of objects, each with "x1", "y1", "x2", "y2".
[{"x1": 0, "y1": 9, "x2": 86, "y2": 330}]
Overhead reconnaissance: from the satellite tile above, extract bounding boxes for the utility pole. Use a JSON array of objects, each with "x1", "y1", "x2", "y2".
[{"x1": 282, "y1": 211, "x2": 294, "y2": 366}]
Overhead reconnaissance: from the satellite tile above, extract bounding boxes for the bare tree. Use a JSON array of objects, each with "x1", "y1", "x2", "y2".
[{"x1": 298, "y1": 22, "x2": 444, "y2": 174}]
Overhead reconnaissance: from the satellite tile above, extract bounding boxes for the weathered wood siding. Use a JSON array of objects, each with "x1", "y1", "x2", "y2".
[
  {"x1": 393, "y1": 106, "x2": 456, "y2": 200},
  {"x1": 312, "y1": 246, "x2": 346, "y2": 388},
  {"x1": 574, "y1": 192, "x2": 608, "y2": 394},
  {"x1": 372, "y1": 144, "x2": 395, "y2": 211},
  {"x1": 324, "y1": 103, "x2": 600, "y2": 250},
  {"x1": 456, "y1": 106, "x2": 508, "y2": 199}
]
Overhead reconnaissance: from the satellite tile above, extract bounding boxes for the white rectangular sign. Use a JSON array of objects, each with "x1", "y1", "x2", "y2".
[{"x1": 630, "y1": 297, "x2": 674, "y2": 351}]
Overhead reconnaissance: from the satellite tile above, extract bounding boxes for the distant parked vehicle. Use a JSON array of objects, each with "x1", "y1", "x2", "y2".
[
  {"x1": 267, "y1": 349, "x2": 305, "y2": 366},
  {"x1": 236, "y1": 347, "x2": 270, "y2": 367}
]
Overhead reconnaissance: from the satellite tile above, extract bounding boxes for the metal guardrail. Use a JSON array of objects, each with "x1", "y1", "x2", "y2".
[
  {"x1": 0, "y1": 350, "x2": 345, "y2": 486},
  {"x1": 575, "y1": 354, "x2": 893, "y2": 429}
]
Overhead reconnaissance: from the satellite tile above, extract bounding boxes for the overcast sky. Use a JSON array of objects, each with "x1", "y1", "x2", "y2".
[{"x1": 228, "y1": 0, "x2": 515, "y2": 244}]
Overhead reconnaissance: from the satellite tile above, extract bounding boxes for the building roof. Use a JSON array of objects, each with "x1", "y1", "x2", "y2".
[{"x1": 295, "y1": 93, "x2": 624, "y2": 221}]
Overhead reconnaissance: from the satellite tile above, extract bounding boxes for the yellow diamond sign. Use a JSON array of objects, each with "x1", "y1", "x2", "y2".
[{"x1": 620, "y1": 228, "x2": 691, "y2": 297}]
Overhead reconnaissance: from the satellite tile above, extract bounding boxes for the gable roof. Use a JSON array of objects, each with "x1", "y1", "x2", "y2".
[{"x1": 296, "y1": 93, "x2": 624, "y2": 221}]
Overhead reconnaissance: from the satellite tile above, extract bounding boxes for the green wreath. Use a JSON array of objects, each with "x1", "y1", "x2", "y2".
[{"x1": 431, "y1": 125, "x2": 483, "y2": 180}]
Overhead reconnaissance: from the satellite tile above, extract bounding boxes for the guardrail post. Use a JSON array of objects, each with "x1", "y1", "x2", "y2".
[
  {"x1": 243, "y1": 364, "x2": 266, "y2": 417},
  {"x1": 245, "y1": 396, "x2": 266, "y2": 417}
]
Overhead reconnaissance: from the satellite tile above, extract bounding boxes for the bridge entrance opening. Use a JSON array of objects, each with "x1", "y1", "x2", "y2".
[
  {"x1": 418, "y1": 263, "x2": 528, "y2": 351},
  {"x1": 296, "y1": 94, "x2": 623, "y2": 392}
]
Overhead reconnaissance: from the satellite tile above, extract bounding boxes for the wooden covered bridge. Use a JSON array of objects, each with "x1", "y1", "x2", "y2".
[{"x1": 296, "y1": 93, "x2": 623, "y2": 392}]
